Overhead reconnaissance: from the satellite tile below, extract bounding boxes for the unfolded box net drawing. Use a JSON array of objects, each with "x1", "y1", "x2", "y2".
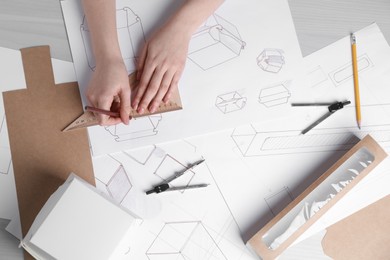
[
  {"x1": 258, "y1": 83, "x2": 290, "y2": 108},
  {"x1": 215, "y1": 91, "x2": 247, "y2": 114},
  {"x1": 81, "y1": 7, "x2": 145, "y2": 73},
  {"x1": 146, "y1": 221, "x2": 227, "y2": 260},
  {"x1": 231, "y1": 123, "x2": 390, "y2": 156},
  {"x1": 104, "y1": 115, "x2": 162, "y2": 142},
  {"x1": 188, "y1": 13, "x2": 246, "y2": 70},
  {"x1": 257, "y1": 49, "x2": 285, "y2": 73},
  {"x1": 328, "y1": 53, "x2": 373, "y2": 87}
]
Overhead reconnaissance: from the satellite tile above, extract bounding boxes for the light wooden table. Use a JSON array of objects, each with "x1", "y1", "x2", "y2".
[{"x1": 1, "y1": 0, "x2": 389, "y2": 258}]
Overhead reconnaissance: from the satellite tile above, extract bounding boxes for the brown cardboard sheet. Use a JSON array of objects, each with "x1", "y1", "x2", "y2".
[
  {"x1": 322, "y1": 194, "x2": 390, "y2": 259},
  {"x1": 2, "y1": 46, "x2": 94, "y2": 259},
  {"x1": 248, "y1": 135, "x2": 387, "y2": 259}
]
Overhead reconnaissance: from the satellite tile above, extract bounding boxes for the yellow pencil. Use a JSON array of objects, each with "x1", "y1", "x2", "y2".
[{"x1": 351, "y1": 33, "x2": 361, "y2": 129}]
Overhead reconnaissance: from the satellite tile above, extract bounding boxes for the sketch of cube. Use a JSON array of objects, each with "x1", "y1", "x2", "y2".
[
  {"x1": 215, "y1": 91, "x2": 247, "y2": 114},
  {"x1": 257, "y1": 49, "x2": 285, "y2": 73},
  {"x1": 258, "y1": 84, "x2": 290, "y2": 108},
  {"x1": 81, "y1": 7, "x2": 145, "y2": 73},
  {"x1": 146, "y1": 222, "x2": 227, "y2": 260},
  {"x1": 104, "y1": 115, "x2": 162, "y2": 142},
  {"x1": 188, "y1": 14, "x2": 246, "y2": 70},
  {"x1": 98, "y1": 165, "x2": 132, "y2": 204}
]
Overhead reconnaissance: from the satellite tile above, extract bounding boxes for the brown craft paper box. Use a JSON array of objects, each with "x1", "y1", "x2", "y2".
[
  {"x1": 2, "y1": 46, "x2": 95, "y2": 260},
  {"x1": 247, "y1": 135, "x2": 387, "y2": 259}
]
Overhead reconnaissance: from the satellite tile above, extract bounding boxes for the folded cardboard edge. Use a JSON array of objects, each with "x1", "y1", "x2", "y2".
[
  {"x1": 3, "y1": 45, "x2": 95, "y2": 260},
  {"x1": 322, "y1": 194, "x2": 390, "y2": 258},
  {"x1": 247, "y1": 135, "x2": 387, "y2": 260}
]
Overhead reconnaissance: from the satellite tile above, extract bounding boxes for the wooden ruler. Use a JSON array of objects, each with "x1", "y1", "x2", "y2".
[{"x1": 63, "y1": 72, "x2": 183, "y2": 132}]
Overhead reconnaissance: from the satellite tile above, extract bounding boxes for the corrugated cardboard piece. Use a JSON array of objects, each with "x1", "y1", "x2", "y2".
[
  {"x1": 2, "y1": 46, "x2": 94, "y2": 259},
  {"x1": 322, "y1": 194, "x2": 390, "y2": 259},
  {"x1": 248, "y1": 135, "x2": 387, "y2": 259}
]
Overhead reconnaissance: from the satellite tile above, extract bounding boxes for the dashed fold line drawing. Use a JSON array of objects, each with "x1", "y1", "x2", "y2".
[
  {"x1": 81, "y1": 7, "x2": 146, "y2": 73},
  {"x1": 258, "y1": 83, "x2": 290, "y2": 108},
  {"x1": 257, "y1": 49, "x2": 285, "y2": 73},
  {"x1": 146, "y1": 221, "x2": 228, "y2": 260},
  {"x1": 215, "y1": 91, "x2": 247, "y2": 114},
  {"x1": 105, "y1": 115, "x2": 162, "y2": 142},
  {"x1": 328, "y1": 53, "x2": 373, "y2": 87},
  {"x1": 188, "y1": 13, "x2": 246, "y2": 70},
  {"x1": 307, "y1": 66, "x2": 328, "y2": 88},
  {"x1": 231, "y1": 123, "x2": 390, "y2": 157},
  {"x1": 264, "y1": 187, "x2": 294, "y2": 216}
]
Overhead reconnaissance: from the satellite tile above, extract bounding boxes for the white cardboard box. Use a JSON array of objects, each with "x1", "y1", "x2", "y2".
[{"x1": 20, "y1": 173, "x2": 141, "y2": 260}]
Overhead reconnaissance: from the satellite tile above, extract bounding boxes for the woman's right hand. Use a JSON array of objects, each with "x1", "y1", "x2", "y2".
[{"x1": 86, "y1": 58, "x2": 131, "y2": 126}]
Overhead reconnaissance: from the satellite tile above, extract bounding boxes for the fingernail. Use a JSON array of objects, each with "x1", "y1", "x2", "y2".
[
  {"x1": 138, "y1": 107, "x2": 144, "y2": 114},
  {"x1": 150, "y1": 106, "x2": 156, "y2": 113}
]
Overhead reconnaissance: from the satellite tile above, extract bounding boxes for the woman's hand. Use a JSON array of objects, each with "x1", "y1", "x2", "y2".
[
  {"x1": 132, "y1": 22, "x2": 191, "y2": 114},
  {"x1": 86, "y1": 58, "x2": 131, "y2": 125}
]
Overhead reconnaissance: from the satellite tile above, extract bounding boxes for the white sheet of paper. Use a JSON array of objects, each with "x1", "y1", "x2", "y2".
[
  {"x1": 186, "y1": 23, "x2": 390, "y2": 249},
  {"x1": 60, "y1": 0, "x2": 306, "y2": 156},
  {"x1": 91, "y1": 141, "x2": 257, "y2": 260},
  {"x1": 0, "y1": 46, "x2": 77, "y2": 239}
]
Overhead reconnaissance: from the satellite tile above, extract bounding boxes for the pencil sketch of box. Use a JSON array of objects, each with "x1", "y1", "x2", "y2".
[
  {"x1": 188, "y1": 14, "x2": 246, "y2": 70},
  {"x1": 231, "y1": 123, "x2": 390, "y2": 157},
  {"x1": 96, "y1": 165, "x2": 132, "y2": 204},
  {"x1": 105, "y1": 115, "x2": 162, "y2": 142},
  {"x1": 257, "y1": 49, "x2": 285, "y2": 73},
  {"x1": 215, "y1": 91, "x2": 247, "y2": 114},
  {"x1": 146, "y1": 221, "x2": 227, "y2": 260},
  {"x1": 81, "y1": 7, "x2": 145, "y2": 73},
  {"x1": 258, "y1": 84, "x2": 290, "y2": 108},
  {"x1": 328, "y1": 53, "x2": 373, "y2": 87}
]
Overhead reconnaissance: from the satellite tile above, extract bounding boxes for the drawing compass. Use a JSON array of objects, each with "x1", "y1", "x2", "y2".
[
  {"x1": 146, "y1": 159, "x2": 209, "y2": 195},
  {"x1": 292, "y1": 101, "x2": 351, "y2": 134}
]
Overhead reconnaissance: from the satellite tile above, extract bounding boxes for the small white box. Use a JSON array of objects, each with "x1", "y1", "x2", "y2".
[{"x1": 21, "y1": 173, "x2": 141, "y2": 260}]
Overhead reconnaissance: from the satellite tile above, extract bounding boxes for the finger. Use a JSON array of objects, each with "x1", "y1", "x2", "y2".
[
  {"x1": 132, "y1": 57, "x2": 156, "y2": 110},
  {"x1": 119, "y1": 85, "x2": 131, "y2": 125},
  {"x1": 137, "y1": 45, "x2": 148, "y2": 80},
  {"x1": 149, "y1": 70, "x2": 175, "y2": 113},
  {"x1": 138, "y1": 67, "x2": 166, "y2": 114},
  {"x1": 162, "y1": 73, "x2": 180, "y2": 103},
  {"x1": 96, "y1": 99, "x2": 122, "y2": 126}
]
